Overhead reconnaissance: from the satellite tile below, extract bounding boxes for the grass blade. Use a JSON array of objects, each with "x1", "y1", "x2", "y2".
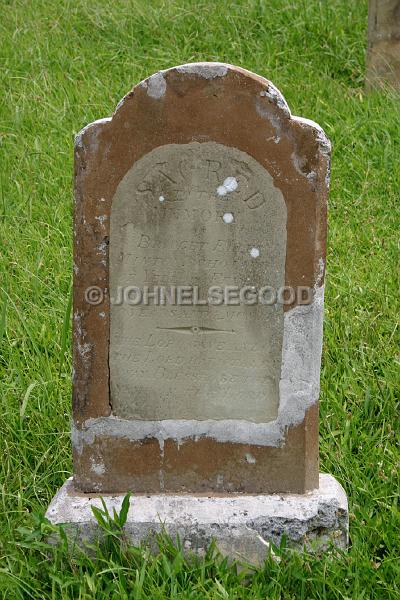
[
  {"x1": 0, "y1": 294, "x2": 7, "y2": 341},
  {"x1": 20, "y1": 382, "x2": 37, "y2": 418},
  {"x1": 59, "y1": 283, "x2": 72, "y2": 372}
]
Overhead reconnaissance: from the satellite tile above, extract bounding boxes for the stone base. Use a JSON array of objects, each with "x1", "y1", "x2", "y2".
[{"x1": 45, "y1": 473, "x2": 348, "y2": 564}]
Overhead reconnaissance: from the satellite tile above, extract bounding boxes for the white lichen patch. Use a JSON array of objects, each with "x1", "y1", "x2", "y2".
[
  {"x1": 90, "y1": 458, "x2": 105, "y2": 476},
  {"x1": 255, "y1": 100, "x2": 284, "y2": 144},
  {"x1": 74, "y1": 311, "x2": 92, "y2": 363},
  {"x1": 77, "y1": 341, "x2": 91, "y2": 359},
  {"x1": 217, "y1": 177, "x2": 238, "y2": 196},
  {"x1": 324, "y1": 162, "x2": 331, "y2": 188},
  {"x1": 146, "y1": 72, "x2": 166, "y2": 99},
  {"x1": 176, "y1": 62, "x2": 228, "y2": 79},
  {"x1": 245, "y1": 453, "x2": 256, "y2": 464},
  {"x1": 222, "y1": 212, "x2": 234, "y2": 224},
  {"x1": 97, "y1": 241, "x2": 108, "y2": 256},
  {"x1": 74, "y1": 311, "x2": 82, "y2": 333},
  {"x1": 95, "y1": 215, "x2": 108, "y2": 227},
  {"x1": 307, "y1": 171, "x2": 317, "y2": 182},
  {"x1": 315, "y1": 257, "x2": 325, "y2": 288}
]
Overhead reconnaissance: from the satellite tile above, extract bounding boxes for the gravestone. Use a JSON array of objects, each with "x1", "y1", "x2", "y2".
[
  {"x1": 46, "y1": 63, "x2": 348, "y2": 561},
  {"x1": 366, "y1": 0, "x2": 400, "y2": 89}
]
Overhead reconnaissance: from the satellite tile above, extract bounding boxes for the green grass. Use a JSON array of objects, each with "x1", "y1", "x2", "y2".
[{"x1": 0, "y1": 0, "x2": 399, "y2": 597}]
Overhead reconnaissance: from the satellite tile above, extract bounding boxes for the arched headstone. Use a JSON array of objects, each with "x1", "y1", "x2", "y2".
[{"x1": 47, "y1": 63, "x2": 348, "y2": 559}]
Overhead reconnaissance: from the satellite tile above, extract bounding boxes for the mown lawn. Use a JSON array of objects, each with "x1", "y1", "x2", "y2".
[{"x1": 0, "y1": 0, "x2": 399, "y2": 597}]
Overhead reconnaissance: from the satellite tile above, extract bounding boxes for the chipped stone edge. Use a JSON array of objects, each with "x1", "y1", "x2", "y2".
[
  {"x1": 73, "y1": 284, "x2": 324, "y2": 452},
  {"x1": 291, "y1": 116, "x2": 331, "y2": 156},
  {"x1": 74, "y1": 65, "x2": 331, "y2": 186},
  {"x1": 291, "y1": 116, "x2": 331, "y2": 187},
  {"x1": 75, "y1": 117, "x2": 112, "y2": 152},
  {"x1": 45, "y1": 473, "x2": 349, "y2": 560},
  {"x1": 175, "y1": 61, "x2": 229, "y2": 79}
]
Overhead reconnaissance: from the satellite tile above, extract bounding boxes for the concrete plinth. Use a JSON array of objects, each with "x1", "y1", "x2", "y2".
[{"x1": 45, "y1": 473, "x2": 348, "y2": 564}]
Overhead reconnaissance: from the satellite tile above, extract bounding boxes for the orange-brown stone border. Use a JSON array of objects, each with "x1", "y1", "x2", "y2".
[{"x1": 72, "y1": 63, "x2": 330, "y2": 494}]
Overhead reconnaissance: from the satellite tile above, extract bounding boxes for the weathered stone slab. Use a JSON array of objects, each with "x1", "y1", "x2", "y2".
[
  {"x1": 46, "y1": 473, "x2": 349, "y2": 563},
  {"x1": 45, "y1": 61, "x2": 350, "y2": 559},
  {"x1": 366, "y1": 0, "x2": 400, "y2": 89},
  {"x1": 110, "y1": 142, "x2": 287, "y2": 422},
  {"x1": 72, "y1": 63, "x2": 330, "y2": 494}
]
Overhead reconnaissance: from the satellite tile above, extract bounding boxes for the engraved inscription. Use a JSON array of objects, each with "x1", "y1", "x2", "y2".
[{"x1": 110, "y1": 142, "x2": 287, "y2": 422}]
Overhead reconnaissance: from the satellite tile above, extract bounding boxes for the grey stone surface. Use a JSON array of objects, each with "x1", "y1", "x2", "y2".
[
  {"x1": 366, "y1": 0, "x2": 400, "y2": 89},
  {"x1": 46, "y1": 473, "x2": 348, "y2": 563},
  {"x1": 110, "y1": 141, "x2": 287, "y2": 422}
]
